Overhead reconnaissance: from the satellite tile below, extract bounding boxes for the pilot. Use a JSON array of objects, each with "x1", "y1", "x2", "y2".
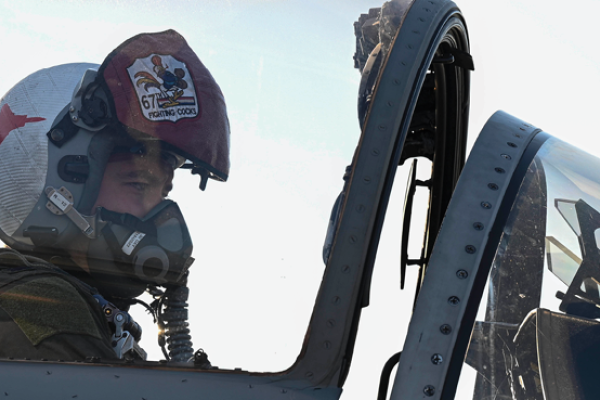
[{"x1": 0, "y1": 30, "x2": 230, "y2": 362}]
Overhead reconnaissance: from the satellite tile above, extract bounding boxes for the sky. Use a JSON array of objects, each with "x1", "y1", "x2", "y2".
[{"x1": 0, "y1": 0, "x2": 599, "y2": 399}]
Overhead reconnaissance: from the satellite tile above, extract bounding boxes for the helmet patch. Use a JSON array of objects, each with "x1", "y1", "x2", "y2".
[
  {"x1": 99, "y1": 30, "x2": 230, "y2": 182},
  {"x1": 127, "y1": 54, "x2": 199, "y2": 123}
]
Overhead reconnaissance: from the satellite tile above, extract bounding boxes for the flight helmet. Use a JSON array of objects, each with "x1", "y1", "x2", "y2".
[{"x1": 0, "y1": 30, "x2": 230, "y2": 298}]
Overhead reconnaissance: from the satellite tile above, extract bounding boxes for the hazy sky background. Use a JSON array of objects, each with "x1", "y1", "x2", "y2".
[{"x1": 0, "y1": 0, "x2": 599, "y2": 399}]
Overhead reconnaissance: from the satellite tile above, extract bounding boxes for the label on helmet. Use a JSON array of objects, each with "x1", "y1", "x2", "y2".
[
  {"x1": 49, "y1": 191, "x2": 72, "y2": 212},
  {"x1": 122, "y1": 231, "x2": 146, "y2": 256},
  {"x1": 127, "y1": 54, "x2": 199, "y2": 123}
]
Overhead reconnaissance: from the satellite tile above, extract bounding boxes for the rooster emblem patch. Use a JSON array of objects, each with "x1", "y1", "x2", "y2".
[{"x1": 127, "y1": 54, "x2": 199, "y2": 122}]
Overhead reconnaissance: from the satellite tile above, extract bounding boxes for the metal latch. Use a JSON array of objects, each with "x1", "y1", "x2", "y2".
[
  {"x1": 93, "y1": 294, "x2": 147, "y2": 360},
  {"x1": 112, "y1": 311, "x2": 147, "y2": 360},
  {"x1": 45, "y1": 186, "x2": 94, "y2": 237}
]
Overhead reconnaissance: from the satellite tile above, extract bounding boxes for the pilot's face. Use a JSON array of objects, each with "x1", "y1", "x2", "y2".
[{"x1": 92, "y1": 152, "x2": 174, "y2": 218}]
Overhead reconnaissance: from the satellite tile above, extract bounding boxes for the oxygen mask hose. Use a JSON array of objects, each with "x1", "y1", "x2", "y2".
[{"x1": 159, "y1": 284, "x2": 194, "y2": 362}]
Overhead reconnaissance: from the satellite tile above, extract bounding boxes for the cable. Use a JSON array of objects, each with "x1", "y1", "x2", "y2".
[
  {"x1": 157, "y1": 284, "x2": 194, "y2": 362},
  {"x1": 377, "y1": 352, "x2": 402, "y2": 400}
]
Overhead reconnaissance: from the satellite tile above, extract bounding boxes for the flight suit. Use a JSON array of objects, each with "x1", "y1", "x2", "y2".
[{"x1": 0, "y1": 260, "x2": 117, "y2": 361}]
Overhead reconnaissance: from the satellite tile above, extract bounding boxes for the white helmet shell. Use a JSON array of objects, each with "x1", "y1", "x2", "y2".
[{"x1": 0, "y1": 63, "x2": 98, "y2": 239}]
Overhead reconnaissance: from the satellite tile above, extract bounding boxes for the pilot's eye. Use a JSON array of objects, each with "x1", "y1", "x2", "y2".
[{"x1": 128, "y1": 182, "x2": 148, "y2": 191}]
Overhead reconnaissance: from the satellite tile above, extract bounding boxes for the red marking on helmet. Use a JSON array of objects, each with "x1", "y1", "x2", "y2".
[{"x1": 0, "y1": 103, "x2": 46, "y2": 145}]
